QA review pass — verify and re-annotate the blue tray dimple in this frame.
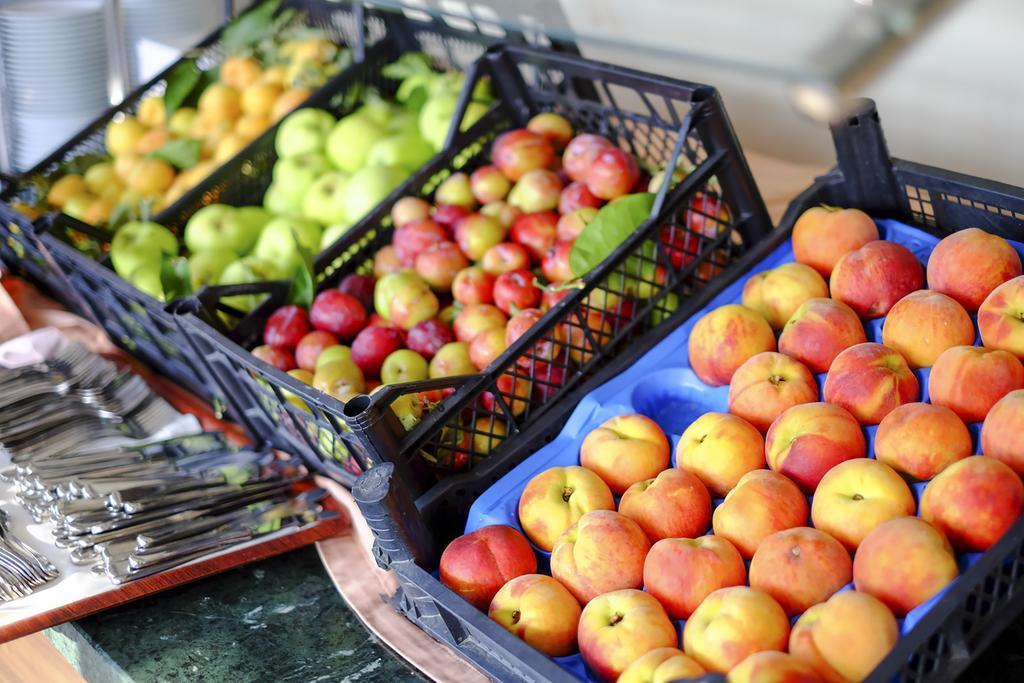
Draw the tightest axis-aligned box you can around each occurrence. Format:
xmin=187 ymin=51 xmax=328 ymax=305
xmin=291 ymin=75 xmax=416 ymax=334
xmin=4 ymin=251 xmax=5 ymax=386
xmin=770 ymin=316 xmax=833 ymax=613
xmin=465 ymin=220 xmax=1024 ymax=681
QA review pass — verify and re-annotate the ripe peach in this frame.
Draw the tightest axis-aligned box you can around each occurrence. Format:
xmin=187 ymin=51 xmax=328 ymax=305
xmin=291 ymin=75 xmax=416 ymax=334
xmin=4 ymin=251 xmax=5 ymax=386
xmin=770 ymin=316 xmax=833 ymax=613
xmin=765 ymin=402 xmax=866 ymax=494
xmin=643 ymin=535 xmax=746 ymax=619
xmin=981 ymin=389 xmax=1024 ymax=474
xmin=577 ymin=589 xmax=677 ymax=682
xmin=728 ymin=651 xmax=823 ymax=683
xmin=439 ymin=525 xmax=537 ymax=609
xmin=853 ymin=516 xmax=959 ymax=616
xmin=811 ymin=458 xmax=917 ymax=551
xmin=920 ymin=456 xmax=1024 ymax=552
xmin=728 ymin=352 xmax=819 ymax=433
xmin=791 ymin=206 xmax=878 ymax=276
xmin=517 ymin=465 xmax=615 ymax=551
xmin=874 ymin=402 xmax=971 ymax=480
xmin=488 ymin=574 xmax=581 ymax=657
xmin=712 ymin=470 xmax=808 ymax=559
xmin=617 ymin=648 xmax=705 ymax=683
xmin=830 ymin=240 xmax=924 ymax=318
xmin=688 ymin=304 xmax=776 ymax=387
xmin=676 ymin=412 xmax=766 ymax=497
xmin=881 ymin=290 xmax=975 ymax=368
xmin=789 ymin=590 xmax=898 ymax=683
xmin=550 ymin=510 xmax=650 ymax=604
xmin=579 ymin=414 xmax=671 ymax=495
xmin=619 ymin=468 xmax=712 ymax=542
xmin=748 ymin=527 xmax=853 ymax=616
xmin=779 ymin=297 xmax=866 ymax=373
xmin=927 ymin=228 xmax=1022 ymax=312
xmin=682 ymin=586 xmax=790 ymax=674
xmin=978 ymin=275 xmax=1024 ymax=358
xmin=929 ymin=345 xmax=1024 ymax=422
xmin=822 ymin=343 xmax=918 ymax=425
xmin=741 ymin=262 xmax=829 ymax=329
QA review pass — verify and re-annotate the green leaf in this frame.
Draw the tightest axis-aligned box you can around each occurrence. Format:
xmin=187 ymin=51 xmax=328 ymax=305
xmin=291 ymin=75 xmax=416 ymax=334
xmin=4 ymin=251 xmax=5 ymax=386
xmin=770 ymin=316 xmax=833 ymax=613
xmin=382 ymin=53 xmax=433 ymax=80
xmin=107 ymin=200 xmax=136 ymax=232
xmin=222 ymin=0 xmax=280 ymax=54
xmin=569 ymin=193 xmax=656 ymax=278
xmin=287 ymin=228 xmax=315 ymax=309
xmin=160 ymin=253 xmax=192 ymax=302
xmin=147 ymin=138 xmax=202 ymax=170
xmin=163 ymin=59 xmax=202 ymax=118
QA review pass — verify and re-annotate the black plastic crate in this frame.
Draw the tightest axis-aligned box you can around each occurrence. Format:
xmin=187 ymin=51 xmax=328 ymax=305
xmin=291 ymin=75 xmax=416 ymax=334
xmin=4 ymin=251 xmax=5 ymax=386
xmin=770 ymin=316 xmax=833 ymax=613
xmin=0 ymin=2 xmax=564 ymax=407
xmin=174 ymin=43 xmax=773 ymax=489
xmin=351 ymin=99 xmax=1024 ymax=683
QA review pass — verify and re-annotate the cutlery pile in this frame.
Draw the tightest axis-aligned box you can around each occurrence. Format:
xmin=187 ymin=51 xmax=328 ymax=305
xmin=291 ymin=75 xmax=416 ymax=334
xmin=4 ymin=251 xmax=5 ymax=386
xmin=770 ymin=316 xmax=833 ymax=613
xmin=0 ymin=343 xmax=332 ymax=597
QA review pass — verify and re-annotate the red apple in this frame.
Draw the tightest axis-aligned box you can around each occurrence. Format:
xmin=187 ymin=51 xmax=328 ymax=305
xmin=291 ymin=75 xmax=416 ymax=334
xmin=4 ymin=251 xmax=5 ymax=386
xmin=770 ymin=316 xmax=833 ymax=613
xmin=431 ymin=203 xmax=470 ymax=229
xmin=510 ymin=211 xmax=559 ymax=261
xmin=415 ymin=240 xmax=469 ymax=290
xmin=252 ymin=344 xmax=296 ymax=372
xmin=562 ymin=133 xmax=614 ymax=182
xmin=491 ymin=129 xmax=553 ymax=181
xmin=454 ymin=212 xmax=507 ymax=261
xmin=526 ymin=112 xmax=573 ymax=151
xmin=390 ymin=196 xmax=431 ymax=227
xmin=541 ymin=240 xmax=575 ymax=284
xmin=264 ymin=304 xmax=310 ymax=348
xmin=350 ymin=325 xmax=404 ymax=377
xmin=506 ymin=308 xmax=563 ymax=367
xmin=557 ymin=207 xmax=598 ymax=242
xmin=405 ymin=319 xmax=453 ymax=360
xmin=373 ymin=245 xmax=404 ymax=277
xmin=585 ymin=147 xmax=640 ymax=200
xmin=482 ymin=242 xmax=531 ymax=275
xmin=310 ymin=290 xmax=368 ymax=341
xmin=508 ymin=169 xmax=564 ymax=213
xmin=559 ymin=180 xmax=603 ymax=214
xmin=685 ymin=192 xmax=731 ymax=238
xmin=494 ymin=269 xmax=541 ymax=314
xmin=452 ymin=266 xmax=496 ymax=306
xmin=480 ymin=200 xmax=522 ymax=229
xmin=659 ymin=223 xmax=702 ymax=270
xmin=392 ymin=218 xmax=448 ymax=266
xmin=469 ymin=326 xmax=508 ymax=370
xmin=453 ymin=303 xmax=508 ymax=343
xmin=337 ymin=274 xmax=375 ymax=313
xmin=295 ymin=330 xmax=339 ymax=372
xmin=470 ymin=164 xmax=511 ymax=204
xmin=435 ymin=172 xmax=476 ymax=209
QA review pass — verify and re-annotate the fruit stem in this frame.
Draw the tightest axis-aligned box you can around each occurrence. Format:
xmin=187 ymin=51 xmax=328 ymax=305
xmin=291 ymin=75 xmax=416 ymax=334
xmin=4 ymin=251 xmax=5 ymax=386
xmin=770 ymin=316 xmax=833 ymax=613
xmin=609 ymin=613 xmax=624 ymax=626
xmin=562 ymin=486 xmax=574 ymax=502
xmin=511 ymin=610 xmax=521 ymax=625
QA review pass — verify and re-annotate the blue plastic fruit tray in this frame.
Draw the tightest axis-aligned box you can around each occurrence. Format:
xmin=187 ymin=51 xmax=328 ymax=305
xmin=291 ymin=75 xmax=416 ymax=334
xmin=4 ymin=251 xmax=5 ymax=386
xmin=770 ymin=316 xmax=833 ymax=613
xmin=464 ymin=218 xmax=1024 ymax=681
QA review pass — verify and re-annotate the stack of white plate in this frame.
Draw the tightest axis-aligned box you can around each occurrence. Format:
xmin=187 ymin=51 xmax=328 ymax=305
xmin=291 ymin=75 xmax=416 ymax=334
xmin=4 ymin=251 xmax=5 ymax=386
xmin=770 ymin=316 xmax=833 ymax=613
xmin=0 ymin=0 xmax=111 ymax=171
xmin=122 ymin=0 xmax=224 ymax=86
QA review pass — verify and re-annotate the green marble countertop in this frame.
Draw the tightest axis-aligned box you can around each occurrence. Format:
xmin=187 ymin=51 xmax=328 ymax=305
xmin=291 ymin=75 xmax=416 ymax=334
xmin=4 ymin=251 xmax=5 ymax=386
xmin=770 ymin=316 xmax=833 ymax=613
xmin=46 ymin=547 xmax=423 ymax=683
xmin=40 ymin=543 xmax=1024 ymax=683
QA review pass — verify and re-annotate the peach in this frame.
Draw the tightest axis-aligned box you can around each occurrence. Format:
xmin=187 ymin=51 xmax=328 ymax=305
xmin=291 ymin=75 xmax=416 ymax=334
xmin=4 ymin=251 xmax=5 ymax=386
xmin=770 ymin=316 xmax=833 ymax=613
xmin=822 ymin=343 xmax=918 ymax=425
xmin=676 ymin=412 xmax=766 ymax=497
xmin=811 ymin=459 xmax=917 ymax=551
xmin=643 ymin=535 xmax=746 ymax=619
xmin=579 ymin=414 xmax=671 ymax=495
xmin=979 ymin=275 xmax=1024 ymax=358
xmin=927 ymin=228 xmax=1022 ymax=312
xmin=728 ymin=651 xmax=823 ymax=683
xmin=688 ymin=304 xmax=776 ymax=387
xmin=789 ymin=590 xmax=898 ymax=683
xmin=852 ymin=516 xmax=959 ymax=616
xmin=728 ymin=352 xmax=819 ymax=433
xmin=920 ymin=456 xmax=1024 ymax=552
xmin=748 ymin=527 xmax=852 ymax=616
xmin=488 ymin=574 xmax=581 ymax=657
xmin=712 ymin=470 xmax=808 ymax=559
xmin=741 ymin=262 xmax=829 ymax=329
xmin=929 ymin=345 xmax=1024 ymax=422
xmin=550 ymin=510 xmax=650 ymax=604
xmin=619 ymin=468 xmax=711 ymax=542
xmin=874 ymin=402 xmax=971 ymax=480
xmin=830 ymin=240 xmax=924 ymax=318
xmin=517 ymin=465 xmax=615 ymax=551
xmin=439 ymin=525 xmax=537 ymax=610
xmin=577 ymin=589 xmax=677 ymax=682
xmin=617 ymin=648 xmax=705 ymax=683
xmin=982 ymin=389 xmax=1024 ymax=474
xmin=765 ymin=402 xmax=866 ymax=494
xmin=778 ymin=297 xmax=867 ymax=373
xmin=791 ymin=206 xmax=879 ymax=277
xmin=881 ymin=290 xmax=975 ymax=368
xmin=682 ymin=586 xmax=790 ymax=674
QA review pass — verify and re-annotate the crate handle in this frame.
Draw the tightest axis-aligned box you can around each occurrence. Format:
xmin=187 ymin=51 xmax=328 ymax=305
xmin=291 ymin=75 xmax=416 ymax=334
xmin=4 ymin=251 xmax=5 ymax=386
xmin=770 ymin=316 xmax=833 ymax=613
xmin=353 ymin=462 xmax=438 ymax=568
xmin=830 ymin=98 xmax=907 ymax=220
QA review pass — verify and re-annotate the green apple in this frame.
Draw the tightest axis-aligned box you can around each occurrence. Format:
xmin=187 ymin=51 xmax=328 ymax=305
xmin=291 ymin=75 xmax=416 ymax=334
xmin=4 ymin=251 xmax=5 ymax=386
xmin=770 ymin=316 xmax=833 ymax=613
xmin=366 ymin=132 xmax=435 ymax=173
xmin=184 ymin=204 xmax=261 ymax=256
xmin=264 ymin=181 xmax=304 ymax=217
xmin=236 ymin=206 xmax=273 ymax=244
xmin=128 ymin=262 xmax=165 ymax=301
xmin=385 ymin=109 xmax=418 ymax=135
xmin=302 ymin=171 xmax=349 ymax=225
xmin=312 ymin=358 xmax=365 ymax=402
xmin=315 ymin=344 xmax=352 ymax=370
xmin=354 ymin=100 xmax=397 ymax=127
xmin=272 ymin=152 xmax=331 ymax=200
xmin=381 ymin=349 xmax=428 ymax=384
xmin=343 ymin=165 xmax=407 ymax=224
xmin=110 ymin=220 xmax=177 ymax=279
xmin=275 ymin=108 xmax=336 ymax=159
xmin=326 ymin=113 xmax=387 ymax=173
xmin=188 ymin=248 xmax=237 ymax=290
xmin=319 ymin=223 xmax=351 ymax=251
xmin=218 ymin=256 xmax=284 ymax=313
xmin=419 ymin=92 xmax=489 ymax=151
xmin=253 ymin=216 xmax=322 ymax=274
xmin=374 ymin=271 xmax=438 ymax=328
